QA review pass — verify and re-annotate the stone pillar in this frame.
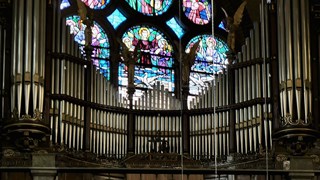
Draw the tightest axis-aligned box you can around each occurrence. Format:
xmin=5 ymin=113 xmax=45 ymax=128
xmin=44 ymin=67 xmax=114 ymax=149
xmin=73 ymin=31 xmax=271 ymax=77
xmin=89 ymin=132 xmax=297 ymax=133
xmin=288 ymin=157 xmax=315 ymax=180
xmin=31 ymin=154 xmax=57 ymax=180
xmin=273 ymin=0 xmax=319 ymax=155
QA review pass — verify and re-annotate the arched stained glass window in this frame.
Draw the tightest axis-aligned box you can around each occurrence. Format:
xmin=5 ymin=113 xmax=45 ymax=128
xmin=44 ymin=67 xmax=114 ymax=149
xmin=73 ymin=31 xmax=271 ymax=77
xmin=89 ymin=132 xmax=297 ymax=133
xmin=125 ymin=0 xmax=173 ymax=16
xmin=183 ymin=0 xmax=211 ymax=25
xmin=66 ymin=15 xmax=111 ymax=79
xmin=119 ymin=25 xmax=175 ymax=99
xmin=81 ymin=0 xmax=109 ymax=9
xmin=186 ymin=34 xmax=229 ymax=95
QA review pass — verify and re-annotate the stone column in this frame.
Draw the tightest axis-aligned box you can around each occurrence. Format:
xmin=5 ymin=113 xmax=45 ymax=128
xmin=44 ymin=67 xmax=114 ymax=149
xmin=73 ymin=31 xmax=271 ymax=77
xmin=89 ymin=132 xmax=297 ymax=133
xmin=31 ymin=154 xmax=57 ymax=180
xmin=288 ymin=156 xmax=315 ymax=180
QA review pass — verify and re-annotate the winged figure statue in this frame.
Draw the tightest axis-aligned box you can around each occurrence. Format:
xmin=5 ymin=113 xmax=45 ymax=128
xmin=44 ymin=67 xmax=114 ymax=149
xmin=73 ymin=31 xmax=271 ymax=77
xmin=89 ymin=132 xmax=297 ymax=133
xmin=118 ymin=38 xmax=137 ymax=88
xmin=76 ymin=0 xmax=93 ymax=47
xmin=181 ymin=40 xmax=201 ymax=87
xmin=224 ymin=0 xmax=247 ymax=52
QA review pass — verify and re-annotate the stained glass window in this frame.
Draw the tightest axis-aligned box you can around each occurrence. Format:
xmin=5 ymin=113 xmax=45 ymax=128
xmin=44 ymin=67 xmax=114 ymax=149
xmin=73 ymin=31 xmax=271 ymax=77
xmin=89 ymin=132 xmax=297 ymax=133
xmin=119 ymin=25 xmax=175 ymax=99
xmin=60 ymin=0 xmax=70 ymax=9
xmin=66 ymin=15 xmax=110 ymax=79
xmin=182 ymin=0 xmax=211 ymax=25
xmin=166 ymin=17 xmax=185 ymax=39
xmin=107 ymin=9 xmax=127 ymax=29
xmin=81 ymin=0 xmax=109 ymax=9
xmin=186 ymin=34 xmax=229 ymax=95
xmin=125 ymin=0 xmax=173 ymax=16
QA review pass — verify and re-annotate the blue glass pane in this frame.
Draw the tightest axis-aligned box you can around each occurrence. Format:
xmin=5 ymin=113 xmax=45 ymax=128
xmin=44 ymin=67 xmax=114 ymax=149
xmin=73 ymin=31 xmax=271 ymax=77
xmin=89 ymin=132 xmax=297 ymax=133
xmin=219 ymin=20 xmax=228 ymax=32
xmin=125 ymin=0 xmax=173 ymax=16
xmin=166 ymin=17 xmax=185 ymax=39
xmin=98 ymin=60 xmax=110 ymax=80
xmin=107 ymin=9 xmax=127 ymax=29
xmin=60 ymin=0 xmax=70 ymax=9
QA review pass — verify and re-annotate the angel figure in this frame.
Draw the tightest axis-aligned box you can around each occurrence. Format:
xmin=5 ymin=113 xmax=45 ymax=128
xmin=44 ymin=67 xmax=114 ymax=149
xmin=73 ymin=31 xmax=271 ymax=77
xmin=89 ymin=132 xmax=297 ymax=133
xmin=224 ymin=1 xmax=247 ymax=52
xmin=118 ymin=38 xmax=137 ymax=88
xmin=180 ymin=40 xmax=201 ymax=87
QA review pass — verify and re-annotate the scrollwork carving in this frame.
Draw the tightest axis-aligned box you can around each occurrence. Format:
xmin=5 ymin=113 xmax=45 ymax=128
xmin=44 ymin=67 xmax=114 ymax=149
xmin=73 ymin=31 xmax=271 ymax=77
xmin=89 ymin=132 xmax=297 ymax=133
xmin=281 ymin=114 xmax=311 ymax=127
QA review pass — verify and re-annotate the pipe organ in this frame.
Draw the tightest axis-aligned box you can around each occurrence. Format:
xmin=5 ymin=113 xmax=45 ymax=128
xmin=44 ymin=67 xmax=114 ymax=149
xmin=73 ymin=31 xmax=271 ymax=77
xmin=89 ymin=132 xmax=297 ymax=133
xmin=0 ymin=21 xmax=7 ymax=120
xmin=2 ymin=1 xmax=320 ymax=178
xmin=133 ymin=82 xmax=181 ymax=110
xmin=277 ymin=0 xmax=311 ymax=125
xmin=49 ymin=3 xmax=128 ymax=157
xmin=187 ymin=1 xmax=272 ymax=159
xmin=45 ymin=0 xmax=275 ymax=160
xmin=10 ymin=0 xmax=46 ymax=118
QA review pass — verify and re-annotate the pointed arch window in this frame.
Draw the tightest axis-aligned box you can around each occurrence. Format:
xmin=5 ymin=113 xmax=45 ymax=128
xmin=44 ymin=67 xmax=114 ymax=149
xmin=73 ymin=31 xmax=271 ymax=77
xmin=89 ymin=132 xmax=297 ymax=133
xmin=119 ymin=25 xmax=175 ymax=99
xmin=186 ymin=34 xmax=229 ymax=95
xmin=66 ymin=15 xmax=111 ymax=79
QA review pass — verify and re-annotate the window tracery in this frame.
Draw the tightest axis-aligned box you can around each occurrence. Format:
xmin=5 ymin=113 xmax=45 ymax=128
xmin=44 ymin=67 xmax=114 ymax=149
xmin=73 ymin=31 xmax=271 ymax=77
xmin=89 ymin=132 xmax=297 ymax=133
xmin=125 ymin=0 xmax=173 ymax=16
xmin=61 ymin=0 xmax=230 ymax=100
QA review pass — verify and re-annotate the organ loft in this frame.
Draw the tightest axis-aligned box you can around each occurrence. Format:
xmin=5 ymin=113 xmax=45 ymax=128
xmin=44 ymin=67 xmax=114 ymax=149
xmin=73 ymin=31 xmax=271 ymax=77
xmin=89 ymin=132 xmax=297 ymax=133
xmin=0 ymin=0 xmax=320 ymax=179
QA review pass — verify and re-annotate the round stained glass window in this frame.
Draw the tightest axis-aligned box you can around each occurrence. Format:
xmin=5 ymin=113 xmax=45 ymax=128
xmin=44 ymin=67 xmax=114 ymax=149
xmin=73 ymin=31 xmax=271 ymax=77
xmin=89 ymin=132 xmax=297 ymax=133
xmin=81 ymin=0 xmax=109 ymax=9
xmin=125 ymin=0 xmax=173 ymax=16
xmin=183 ymin=0 xmax=212 ymax=25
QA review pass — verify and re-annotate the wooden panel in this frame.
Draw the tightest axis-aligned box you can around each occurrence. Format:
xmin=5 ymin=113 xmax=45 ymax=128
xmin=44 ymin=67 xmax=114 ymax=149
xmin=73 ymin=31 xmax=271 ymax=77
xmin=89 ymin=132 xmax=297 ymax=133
xmin=157 ymin=174 xmax=173 ymax=180
xmin=126 ymin=174 xmax=140 ymax=180
xmin=1 ymin=172 xmax=32 ymax=180
xmin=172 ymin=174 xmax=187 ymax=180
xmin=189 ymin=174 xmax=203 ymax=180
xmin=141 ymin=174 xmax=156 ymax=180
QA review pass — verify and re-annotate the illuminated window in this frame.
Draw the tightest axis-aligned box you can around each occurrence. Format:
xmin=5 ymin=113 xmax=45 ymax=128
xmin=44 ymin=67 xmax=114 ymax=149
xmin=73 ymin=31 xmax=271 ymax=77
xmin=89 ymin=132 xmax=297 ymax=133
xmin=166 ymin=17 xmax=185 ymax=39
xmin=60 ymin=0 xmax=70 ymax=9
xmin=119 ymin=25 xmax=175 ymax=99
xmin=66 ymin=15 xmax=111 ymax=79
xmin=186 ymin=35 xmax=229 ymax=95
xmin=107 ymin=9 xmax=127 ymax=29
xmin=81 ymin=0 xmax=109 ymax=9
xmin=125 ymin=0 xmax=173 ymax=16
xmin=183 ymin=0 xmax=212 ymax=25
